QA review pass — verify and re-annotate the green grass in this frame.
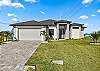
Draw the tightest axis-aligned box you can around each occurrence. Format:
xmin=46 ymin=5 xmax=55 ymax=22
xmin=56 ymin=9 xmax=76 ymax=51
xmin=26 ymin=39 xmax=100 ymax=71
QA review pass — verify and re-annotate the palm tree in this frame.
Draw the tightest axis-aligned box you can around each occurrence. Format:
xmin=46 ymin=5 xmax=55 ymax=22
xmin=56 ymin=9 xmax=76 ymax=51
xmin=91 ymin=31 xmax=100 ymax=43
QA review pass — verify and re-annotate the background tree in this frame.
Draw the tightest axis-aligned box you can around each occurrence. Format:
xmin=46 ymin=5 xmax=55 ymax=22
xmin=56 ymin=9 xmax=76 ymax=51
xmin=97 ymin=31 xmax=100 ymax=36
xmin=91 ymin=31 xmax=100 ymax=43
xmin=0 ymin=32 xmax=3 ymax=44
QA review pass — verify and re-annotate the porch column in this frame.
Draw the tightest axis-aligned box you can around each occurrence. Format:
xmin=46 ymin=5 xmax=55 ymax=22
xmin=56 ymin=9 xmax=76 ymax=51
xmin=79 ymin=26 xmax=82 ymax=38
xmin=65 ymin=24 xmax=70 ymax=39
xmin=14 ymin=27 xmax=19 ymax=40
xmin=41 ymin=26 xmax=46 ymax=41
xmin=56 ymin=24 xmax=59 ymax=40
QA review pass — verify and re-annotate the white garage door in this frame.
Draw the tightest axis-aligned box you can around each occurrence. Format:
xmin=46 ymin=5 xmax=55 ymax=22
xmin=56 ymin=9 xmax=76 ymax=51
xmin=19 ymin=29 xmax=41 ymax=40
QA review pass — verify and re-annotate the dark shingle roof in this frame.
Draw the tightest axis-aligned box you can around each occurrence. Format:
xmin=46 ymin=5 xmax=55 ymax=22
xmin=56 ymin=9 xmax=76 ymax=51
xmin=56 ymin=20 xmax=72 ymax=23
xmin=10 ymin=19 xmax=83 ymax=26
xmin=9 ymin=20 xmax=39 ymax=26
xmin=39 ymin=19 xmax=56 ymax=26
xmin=10 ymin=19 xmax=57 ymax=26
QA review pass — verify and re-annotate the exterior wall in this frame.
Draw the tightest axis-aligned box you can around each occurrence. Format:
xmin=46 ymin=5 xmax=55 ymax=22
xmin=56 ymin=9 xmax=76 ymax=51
xmin=13 ymin=28 xmax=18 ymax=40
xmin=16 ymin=26 xmax=42 ymax=29
xmin=65 ymin=24 xmax=70 ymax=39
xmin=70 ymin=26 xmax=82 ymax=39
xmin=80 ymin=31 xmax=84 ymax=38
xmin=41 ymin=26 xmax=48 ymax=41
xmin=13 ymin=25 xmax=85 ymax=40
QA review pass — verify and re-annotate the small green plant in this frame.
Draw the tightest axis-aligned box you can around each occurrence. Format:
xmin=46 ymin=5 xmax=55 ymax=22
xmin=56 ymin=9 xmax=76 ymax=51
xmin=40 ymin=31 xmax=49 ymax=41
xmin=25 ymin=67 xmax=34 ymax=71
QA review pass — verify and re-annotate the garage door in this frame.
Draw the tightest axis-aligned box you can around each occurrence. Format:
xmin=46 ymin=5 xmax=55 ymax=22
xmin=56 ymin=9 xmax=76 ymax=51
xmin=19 ymin=29 xmax=41 ymax=40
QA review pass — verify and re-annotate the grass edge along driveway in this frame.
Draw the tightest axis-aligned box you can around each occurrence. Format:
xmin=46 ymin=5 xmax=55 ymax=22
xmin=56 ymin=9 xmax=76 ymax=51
xmin=26 ymin=39 xmax=100 ymax=71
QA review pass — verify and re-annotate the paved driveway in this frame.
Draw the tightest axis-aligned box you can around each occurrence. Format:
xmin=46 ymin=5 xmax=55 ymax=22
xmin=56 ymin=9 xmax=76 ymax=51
xmin=0 ymin=41 xmax=41 ymax=71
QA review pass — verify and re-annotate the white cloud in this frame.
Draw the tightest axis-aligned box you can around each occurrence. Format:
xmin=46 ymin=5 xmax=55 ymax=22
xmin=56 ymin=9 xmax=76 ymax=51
xmin=0 ymin=0 xmax=10 ymax=6
xmin=91 ymin=14 xmax=96 ymax=16
xmin=79 ymin=15 xmax=88 ymax=19
xmin=25 ymin=0 xmax=37 ymax=3
xmin=11 ymin=18 xmax=18 ymax=22
xmin=96 ymin=9 xmax=100 ymax=13
xmin=82 ymin=0 xmax=93 ymax=5
xmin=0 ymin=0 xmax=24 ymax=8
xmin=40 ymin=11 xmax=45 ymax=15
xmin=7 ymin=13 xmax=16 ymax=17
xmin=0 ymin=23 xmax=9 ymax=31
xmin=11 ymin=3 xmax=24 ymax=8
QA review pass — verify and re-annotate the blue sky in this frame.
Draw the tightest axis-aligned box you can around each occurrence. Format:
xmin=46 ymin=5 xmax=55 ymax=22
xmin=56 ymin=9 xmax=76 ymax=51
xmin=0 ymin=0 xmax=100 ymax=33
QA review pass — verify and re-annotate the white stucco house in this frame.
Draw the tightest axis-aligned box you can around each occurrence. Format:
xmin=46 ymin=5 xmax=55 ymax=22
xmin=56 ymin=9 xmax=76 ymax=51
xmin=10 ymin=19 xmax=87 ymax=41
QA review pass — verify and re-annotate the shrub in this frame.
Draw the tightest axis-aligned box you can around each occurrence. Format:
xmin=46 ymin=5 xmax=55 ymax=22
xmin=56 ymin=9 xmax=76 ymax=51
xmin=91 ymin=31 xmax=100 ymax=43
xmin=40 ymin=31 xmax=49 ymax=41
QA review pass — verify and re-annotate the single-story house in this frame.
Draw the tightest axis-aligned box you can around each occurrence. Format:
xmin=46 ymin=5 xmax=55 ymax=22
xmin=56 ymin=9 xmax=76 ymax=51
xmin=10 ymin=19 xmax=87 ymax=41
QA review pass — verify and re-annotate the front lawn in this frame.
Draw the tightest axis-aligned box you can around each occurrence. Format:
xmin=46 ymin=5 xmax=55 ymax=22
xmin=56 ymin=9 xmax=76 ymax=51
xmin=26 ymin=39 xmax=100 ymax=71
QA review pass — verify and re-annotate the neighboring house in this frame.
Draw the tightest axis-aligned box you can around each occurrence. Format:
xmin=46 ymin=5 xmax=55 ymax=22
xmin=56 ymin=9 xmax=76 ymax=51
xmin=10 ymin=19 xmax=87 ymax=41
xmin=84 ymin=33 xmax=91 ymax=37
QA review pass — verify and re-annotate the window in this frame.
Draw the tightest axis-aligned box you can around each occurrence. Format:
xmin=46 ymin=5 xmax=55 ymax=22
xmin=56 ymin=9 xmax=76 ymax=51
xmin=49 ymin=29 xmax=54 ymax=35
xmin=73 ymin=27 xmax=79 ymax=29
xmin=59 ymin=24 xmax=67 ymax=29
xmin=81 ymin=28 xmax=84 ymax=31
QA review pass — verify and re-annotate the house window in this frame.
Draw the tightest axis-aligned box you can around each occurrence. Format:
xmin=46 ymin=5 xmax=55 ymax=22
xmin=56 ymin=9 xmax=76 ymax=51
xmin=73 ymin=27 xmax=79 ymax=29
xmin=59 ymin=24 xmax=67 ymax=29
xmin=81 ymin=28 xmax=84 ymax=31
xmin=49 ymin=29 xmax=54 ymax=35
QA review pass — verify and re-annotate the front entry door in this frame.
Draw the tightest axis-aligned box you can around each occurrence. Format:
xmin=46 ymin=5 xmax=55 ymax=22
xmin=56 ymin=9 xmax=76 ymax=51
xmin=59 ymin=29 xmax=65 ymax=39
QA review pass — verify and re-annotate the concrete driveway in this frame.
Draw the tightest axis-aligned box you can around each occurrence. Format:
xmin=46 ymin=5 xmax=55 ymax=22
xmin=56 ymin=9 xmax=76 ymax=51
xmin=0 ymin=41 xmax=41 ymax=71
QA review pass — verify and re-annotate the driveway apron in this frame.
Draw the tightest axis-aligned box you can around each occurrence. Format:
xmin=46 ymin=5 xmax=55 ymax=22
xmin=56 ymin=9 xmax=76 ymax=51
xmin=0 ymin=41 xmax=41 ymax=71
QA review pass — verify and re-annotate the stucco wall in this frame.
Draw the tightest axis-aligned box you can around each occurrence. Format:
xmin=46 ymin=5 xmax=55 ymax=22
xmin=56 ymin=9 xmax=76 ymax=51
xmin=13 ymin=28 xmax=18 ymax=40
xmin=80 ymin=31 xmax=84 ymax=38
xmin=65 ymin=24 xmax=70 ymax=39
xmin=41 ymin=26 xmax=48 ymax=41
xmin=70 ymin=26 xmax=82 ymax=39
xmin=15 ymin=26 xmax=42 ymax=29
xmin=13 ymin=25 xmax=84 ymax=40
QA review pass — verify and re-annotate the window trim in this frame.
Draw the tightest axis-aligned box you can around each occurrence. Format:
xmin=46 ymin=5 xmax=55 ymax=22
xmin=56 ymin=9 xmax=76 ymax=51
xmin=73 ymin=27 xmax=79 ymax=29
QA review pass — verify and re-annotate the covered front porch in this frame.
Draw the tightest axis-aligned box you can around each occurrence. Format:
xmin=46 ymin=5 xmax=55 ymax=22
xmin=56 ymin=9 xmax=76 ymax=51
xmin=48 ymin=23 xmax=70 ymax=40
